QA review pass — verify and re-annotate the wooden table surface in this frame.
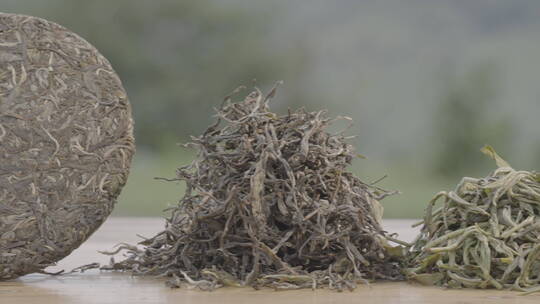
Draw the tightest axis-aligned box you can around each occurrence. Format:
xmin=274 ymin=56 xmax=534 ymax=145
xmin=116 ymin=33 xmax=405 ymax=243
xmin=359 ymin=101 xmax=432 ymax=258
xmin=1 ymin=218 xmax=538 ymax=304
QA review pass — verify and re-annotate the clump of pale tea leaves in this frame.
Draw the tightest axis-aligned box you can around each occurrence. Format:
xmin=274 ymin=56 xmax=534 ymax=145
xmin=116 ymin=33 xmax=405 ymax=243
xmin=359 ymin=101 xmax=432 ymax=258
xmin=407 ymin=146 xmax=540 ymax=294
xmin=103 ymin=86 xmax=402 ymax=290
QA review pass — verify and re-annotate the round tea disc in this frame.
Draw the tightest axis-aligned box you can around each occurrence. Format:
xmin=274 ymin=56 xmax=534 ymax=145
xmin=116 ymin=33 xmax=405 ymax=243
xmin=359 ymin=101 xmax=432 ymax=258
xmin=0 ymin=13 xmax=134 ymax=279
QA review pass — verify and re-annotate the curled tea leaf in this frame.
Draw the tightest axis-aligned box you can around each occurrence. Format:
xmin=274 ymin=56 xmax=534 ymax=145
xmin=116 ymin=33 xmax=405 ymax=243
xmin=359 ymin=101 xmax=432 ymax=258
xmin=480 ymin=145 xmax=511 ymax=168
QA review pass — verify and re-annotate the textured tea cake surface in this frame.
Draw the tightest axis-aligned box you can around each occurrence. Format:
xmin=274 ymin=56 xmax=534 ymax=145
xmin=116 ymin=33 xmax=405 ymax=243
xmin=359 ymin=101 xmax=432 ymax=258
xmin=0 ymin=13 xmax=134 ymax=279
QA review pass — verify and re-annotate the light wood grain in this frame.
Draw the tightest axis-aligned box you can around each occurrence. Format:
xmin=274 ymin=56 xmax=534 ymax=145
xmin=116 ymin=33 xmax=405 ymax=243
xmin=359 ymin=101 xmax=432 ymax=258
xmin=1 ymin=218 xmax=537 ymax=304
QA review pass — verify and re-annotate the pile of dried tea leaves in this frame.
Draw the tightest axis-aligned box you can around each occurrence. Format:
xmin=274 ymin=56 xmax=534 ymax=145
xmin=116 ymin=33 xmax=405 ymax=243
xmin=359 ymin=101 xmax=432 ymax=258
xmin=0 ymin=13 xmax=134 ymax=279
xmin=407 ymin=146 xmax=540 ymax=294
xmin=104 ymin=86 xmax=402 ymax=290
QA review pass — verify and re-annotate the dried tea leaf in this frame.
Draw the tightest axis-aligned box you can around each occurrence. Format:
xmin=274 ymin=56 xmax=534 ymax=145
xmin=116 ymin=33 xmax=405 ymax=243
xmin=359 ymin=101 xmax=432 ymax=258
xmin=480 ymin=145 xmax=511 ymax=168
xmin=409 ymin=273 xmax=444 ymax=286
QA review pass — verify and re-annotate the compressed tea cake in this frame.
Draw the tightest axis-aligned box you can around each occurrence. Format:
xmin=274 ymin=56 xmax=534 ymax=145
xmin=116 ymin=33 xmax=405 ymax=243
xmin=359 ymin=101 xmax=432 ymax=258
xmin=0 ymin=13 xmax=134 ymax=279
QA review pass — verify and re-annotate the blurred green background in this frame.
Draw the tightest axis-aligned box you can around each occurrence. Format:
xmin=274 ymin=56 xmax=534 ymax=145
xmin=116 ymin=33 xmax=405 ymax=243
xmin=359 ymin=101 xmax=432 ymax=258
xmin=4 ymin=0 xmax=540 ymax=218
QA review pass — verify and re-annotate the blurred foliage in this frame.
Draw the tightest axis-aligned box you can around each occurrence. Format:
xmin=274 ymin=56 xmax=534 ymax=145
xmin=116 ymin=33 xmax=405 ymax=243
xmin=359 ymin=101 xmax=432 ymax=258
xmin=3 ymin=0 xmax=309 ymax=150
xmin=431 ymin=64 xmax=513 ymax=178
xmin=4 ymin=1 xmax=540 ymax=217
